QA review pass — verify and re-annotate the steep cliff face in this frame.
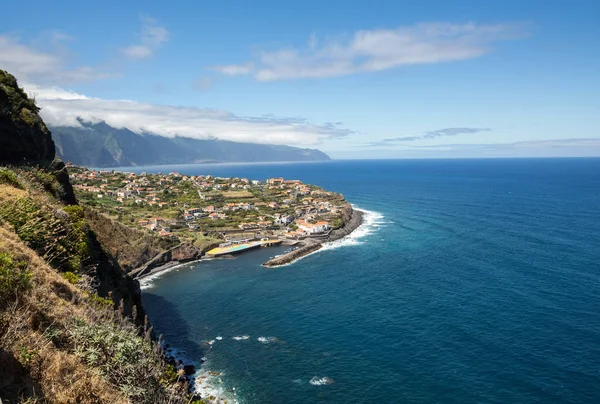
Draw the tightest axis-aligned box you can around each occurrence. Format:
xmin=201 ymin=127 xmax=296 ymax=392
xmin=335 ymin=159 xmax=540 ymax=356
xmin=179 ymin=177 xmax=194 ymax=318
xmin=0 ymin=70 xmax=55 ymax=167
xmin=0 ymin=71 xmax=192 ymax=402
xmin=0 ymin=70 xmax=76 ymax=204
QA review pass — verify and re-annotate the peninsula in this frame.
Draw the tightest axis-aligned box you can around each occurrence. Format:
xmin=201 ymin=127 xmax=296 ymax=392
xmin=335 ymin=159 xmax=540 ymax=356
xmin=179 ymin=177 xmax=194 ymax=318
xmin=69 ymin=166 xmax=363 ymax=272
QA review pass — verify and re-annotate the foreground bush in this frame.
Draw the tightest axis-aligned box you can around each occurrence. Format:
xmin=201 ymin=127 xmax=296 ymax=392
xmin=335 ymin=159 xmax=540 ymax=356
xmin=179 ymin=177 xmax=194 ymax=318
xmin=0 ymin=251 xmax=30 ymax=307
xmin=70 ymin=318 xmax=171 ymax=402
xmin=0 ymin=168 xmax=24 ymax=189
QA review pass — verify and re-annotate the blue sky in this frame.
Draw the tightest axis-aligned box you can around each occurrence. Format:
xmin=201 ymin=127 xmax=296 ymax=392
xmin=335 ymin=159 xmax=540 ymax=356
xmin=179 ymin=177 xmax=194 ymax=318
xmin=1 ymin=0 xmax=599 ymax=158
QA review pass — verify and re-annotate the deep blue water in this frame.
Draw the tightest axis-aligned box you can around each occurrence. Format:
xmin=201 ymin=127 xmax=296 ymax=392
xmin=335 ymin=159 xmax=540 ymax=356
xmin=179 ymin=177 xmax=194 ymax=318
xmin=138 ymin=159 xmax=600 ymax=404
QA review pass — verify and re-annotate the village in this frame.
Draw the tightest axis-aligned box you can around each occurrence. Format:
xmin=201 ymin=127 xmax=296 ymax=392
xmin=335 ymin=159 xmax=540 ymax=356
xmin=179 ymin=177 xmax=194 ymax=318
xmin=68 ymin=165 xmax=350 ymax=252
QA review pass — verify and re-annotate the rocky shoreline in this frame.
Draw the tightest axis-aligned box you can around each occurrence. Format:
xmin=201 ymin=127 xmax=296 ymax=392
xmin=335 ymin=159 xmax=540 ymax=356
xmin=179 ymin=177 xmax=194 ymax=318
xmin=262 ymin=207 xmax=364 ymax=267
xmin=136 ymin=206 xmax=365 ymax=279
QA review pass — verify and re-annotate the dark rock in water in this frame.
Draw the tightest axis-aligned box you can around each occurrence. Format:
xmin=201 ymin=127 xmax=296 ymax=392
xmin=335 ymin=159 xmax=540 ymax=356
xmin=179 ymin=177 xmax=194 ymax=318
xmin=183 ymin=364 xmax=196 ymax=375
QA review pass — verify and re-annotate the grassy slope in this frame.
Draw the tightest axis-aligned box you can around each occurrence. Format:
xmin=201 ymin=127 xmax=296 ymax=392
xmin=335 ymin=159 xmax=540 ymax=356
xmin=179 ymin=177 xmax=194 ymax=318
xmin=0 ymin=171 xmax=193 ymax=403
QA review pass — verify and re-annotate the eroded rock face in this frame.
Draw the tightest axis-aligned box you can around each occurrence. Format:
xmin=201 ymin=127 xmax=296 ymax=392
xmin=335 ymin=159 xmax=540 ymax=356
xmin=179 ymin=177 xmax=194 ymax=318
xmin=0 ymin=70 xmax=77 ymax=205
xmin=0 ymin=70 xmax=55 ymax=167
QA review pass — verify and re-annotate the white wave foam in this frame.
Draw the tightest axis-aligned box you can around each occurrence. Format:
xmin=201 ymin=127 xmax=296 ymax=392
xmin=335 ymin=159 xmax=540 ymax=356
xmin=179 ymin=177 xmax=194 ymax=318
xmin=215 ymin=336 xmax=223 ymax=341
xmin=138 ymin=261 xmax=196 ymax=290
xmin=232 ymin=335 xmax=250 ymax=341
xmin=257 ymin=336 xmax=278 ymax=344
xmin=309 ymin=376 xmax=335 ymax=386
xmin=270 ymin=206 xmax=385 ymax=267
xmin=194 ymin=366 xmax=239 ymax=404
xmin=320 ymin=206 xmax=385 ymax=252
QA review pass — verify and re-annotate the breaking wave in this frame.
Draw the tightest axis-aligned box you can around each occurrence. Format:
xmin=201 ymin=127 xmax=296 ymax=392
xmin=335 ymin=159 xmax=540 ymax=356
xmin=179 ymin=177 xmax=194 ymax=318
xmin=309 ymin=376 xmax=335 ymax=386
xmin=321 ymin=206 xmax=385 ymax=251
xmin=257 ymin=336 xmax=279 ymax=344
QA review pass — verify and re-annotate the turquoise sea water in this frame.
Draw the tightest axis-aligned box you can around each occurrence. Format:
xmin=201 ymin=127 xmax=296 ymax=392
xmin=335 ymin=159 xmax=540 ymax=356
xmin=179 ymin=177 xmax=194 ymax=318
xmin=137 ymin=159 xmax=600 ymax=403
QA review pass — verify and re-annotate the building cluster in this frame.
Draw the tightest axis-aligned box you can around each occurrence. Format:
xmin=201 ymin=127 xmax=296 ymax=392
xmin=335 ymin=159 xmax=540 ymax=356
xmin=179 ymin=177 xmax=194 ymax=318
xmin=70 ymin=167 xmax=347 ymax=241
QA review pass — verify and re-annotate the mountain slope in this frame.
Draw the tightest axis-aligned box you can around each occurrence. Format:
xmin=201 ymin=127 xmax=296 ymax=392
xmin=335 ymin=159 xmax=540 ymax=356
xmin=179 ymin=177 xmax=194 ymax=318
xmin=0 ymin=69 xmax=193 ymax=403
xmin=51 ymin=121 xmax=331 ymax=167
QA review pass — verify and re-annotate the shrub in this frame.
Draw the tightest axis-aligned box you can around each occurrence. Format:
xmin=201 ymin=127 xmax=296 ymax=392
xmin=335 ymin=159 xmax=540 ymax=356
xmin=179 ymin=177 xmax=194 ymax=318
xmin=70 ymin=319 xmax=167 ymax=402
xmin=0 ymin=252 xmax=31 ymax=307
xmin=0 ymin=168 xmax=24 ymax=189
xmin=62 ymin=271 xmax=81 ymax=284
xmin=89 ymin=294 xmax=114 ymax=310
xmin=33 ymin=170 xmax=62 ymax=198
xmin=0 ymin=197 xmax=92 ymax=273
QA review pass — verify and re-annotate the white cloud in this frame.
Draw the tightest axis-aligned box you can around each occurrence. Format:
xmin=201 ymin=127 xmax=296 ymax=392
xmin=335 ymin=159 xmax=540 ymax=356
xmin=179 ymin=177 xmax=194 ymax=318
xmin=0 ymin=35 xmax=111 ymax=84
xmin=192 ymin=76 xmax=214 ymax=92
xmin=213 ymin=62 xmax=254 ymax=76
xmin=212 ymin=22 xmax=525 ymax=81
xmin=26 ymin=84 xmax=354 ymax=146
xmin=121 ymin=45 xmax=154 ymax=59
xmin=121 ymin=16 xmax=169 ymax=59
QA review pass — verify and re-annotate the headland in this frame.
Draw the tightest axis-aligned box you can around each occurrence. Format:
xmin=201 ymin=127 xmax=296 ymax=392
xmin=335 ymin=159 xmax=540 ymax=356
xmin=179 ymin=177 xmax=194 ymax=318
xmin=68 ymin=166 xmax=364 ymax=276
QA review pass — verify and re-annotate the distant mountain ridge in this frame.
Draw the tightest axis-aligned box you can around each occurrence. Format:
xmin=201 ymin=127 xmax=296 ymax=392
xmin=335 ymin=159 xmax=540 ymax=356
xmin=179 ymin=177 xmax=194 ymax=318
xmin=50 ymin=121 xmax=331 ymax=167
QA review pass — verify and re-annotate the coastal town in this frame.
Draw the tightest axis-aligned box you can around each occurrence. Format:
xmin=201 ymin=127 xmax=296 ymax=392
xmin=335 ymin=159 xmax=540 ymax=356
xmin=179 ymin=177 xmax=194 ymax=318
xmin=69 ymin=165 xmax=358 ymax=259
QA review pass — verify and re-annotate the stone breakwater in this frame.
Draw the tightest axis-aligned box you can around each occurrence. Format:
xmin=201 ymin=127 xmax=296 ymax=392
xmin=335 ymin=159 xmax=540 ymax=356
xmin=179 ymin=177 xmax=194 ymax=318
xmin=262 ymin=207 xmax=364 ymax=267
xmin=263 ymin=241 xmax=323 ymax=267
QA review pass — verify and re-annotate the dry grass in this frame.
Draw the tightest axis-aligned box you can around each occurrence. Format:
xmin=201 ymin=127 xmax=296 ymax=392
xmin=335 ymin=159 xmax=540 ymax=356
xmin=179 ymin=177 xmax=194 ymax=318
xmin=83 ymin=207 xmax=173 ymax=272
xmin=0 ymin=225 xmax=127 ymax=403
xmin=0 ymin=174 xmax=189 ymax=403
xmin=0 ymin=183 xmax=28 ymax=201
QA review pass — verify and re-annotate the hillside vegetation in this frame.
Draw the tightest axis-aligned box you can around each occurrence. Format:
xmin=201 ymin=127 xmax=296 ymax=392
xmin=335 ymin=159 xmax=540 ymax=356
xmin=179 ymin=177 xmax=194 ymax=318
xmin=0 ymin=70 xmax=202 ymax=403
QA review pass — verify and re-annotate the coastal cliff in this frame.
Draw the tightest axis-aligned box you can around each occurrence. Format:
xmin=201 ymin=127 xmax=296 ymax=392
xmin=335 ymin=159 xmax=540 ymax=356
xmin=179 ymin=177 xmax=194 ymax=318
xmin=329 ymin=205 xmax=364 ymax=242
xmin=0 ymin=71 xmax=55 ymax=167
xmin=0 ymin=70 xmax=195 ymax=403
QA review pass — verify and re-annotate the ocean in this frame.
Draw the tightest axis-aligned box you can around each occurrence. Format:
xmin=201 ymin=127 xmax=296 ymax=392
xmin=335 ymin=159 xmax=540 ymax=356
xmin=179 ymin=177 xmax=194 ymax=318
xmin=135 ymin=159 xmax=600 ymax=404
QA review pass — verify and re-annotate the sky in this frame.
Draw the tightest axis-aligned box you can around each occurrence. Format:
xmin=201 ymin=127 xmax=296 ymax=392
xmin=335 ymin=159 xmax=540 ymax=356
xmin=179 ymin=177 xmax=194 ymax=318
xmin=1 ymin=0 xmax=599 ymax=159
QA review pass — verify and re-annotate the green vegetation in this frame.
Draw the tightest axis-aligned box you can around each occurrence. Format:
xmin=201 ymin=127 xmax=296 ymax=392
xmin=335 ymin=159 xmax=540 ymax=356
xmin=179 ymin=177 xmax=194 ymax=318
xmin=0 ymin=251 xmax=31 ymax=306
xmin=89 ymin=293 xmax=114 ymax=310
xmin=70 ymin=318 xmax=167 ymax=402
xmin=0 ymin=70 xmax=40 ymax=118
xmin=62 ymin=271 xmax=81 ymax=284
xmin=0 ymin=167 xmax=24 ymax=189
xmin=0 ymin=195 xmax=91 ymax=273
xmin=1 ymin=69 xmax=197 ymax=403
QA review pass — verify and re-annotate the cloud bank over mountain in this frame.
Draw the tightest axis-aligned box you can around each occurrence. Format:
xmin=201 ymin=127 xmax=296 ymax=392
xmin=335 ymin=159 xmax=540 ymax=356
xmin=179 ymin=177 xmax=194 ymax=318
xmin=26 ymin=84 xmax=355 ymax=147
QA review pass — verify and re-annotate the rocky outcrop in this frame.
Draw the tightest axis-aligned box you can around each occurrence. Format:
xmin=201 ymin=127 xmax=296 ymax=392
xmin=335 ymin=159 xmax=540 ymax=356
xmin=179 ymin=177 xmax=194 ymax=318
xmin=328 ymin=207 xmax=364 ymax=242
xmin=131 ymin=242 xmax=216 ymax=278
xmin=0 ymin=70 xmax=55 ymax=168
xmin=0 ymin=70 xmax=77 ymax=205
